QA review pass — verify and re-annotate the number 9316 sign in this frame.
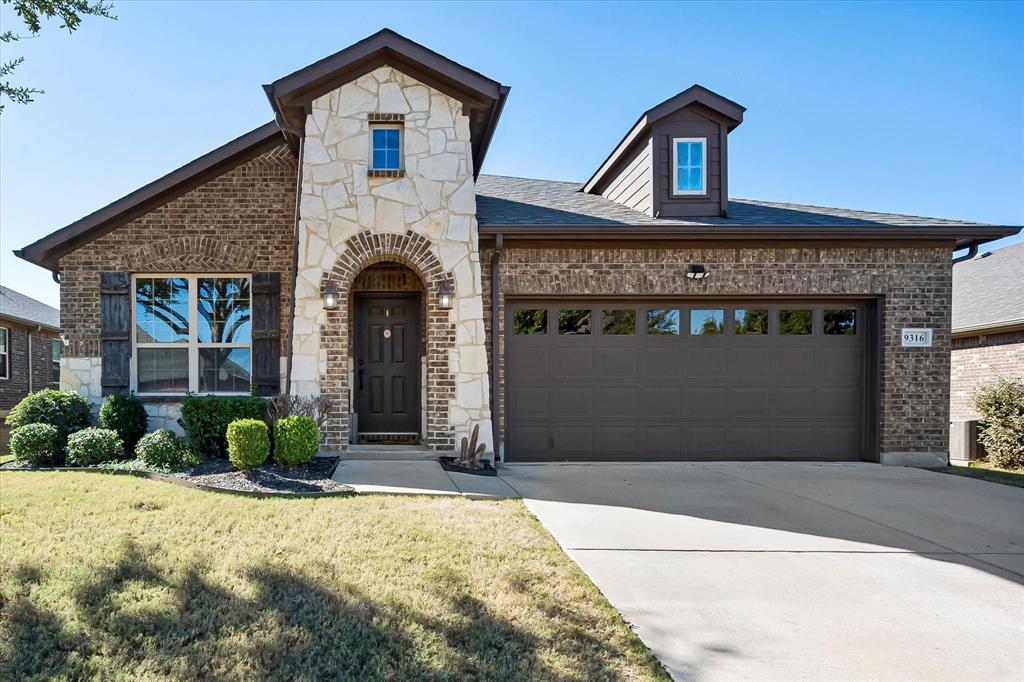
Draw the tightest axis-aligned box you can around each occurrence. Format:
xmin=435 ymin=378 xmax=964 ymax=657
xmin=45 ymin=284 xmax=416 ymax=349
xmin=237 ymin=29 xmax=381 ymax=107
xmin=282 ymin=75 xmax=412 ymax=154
xmin=901 ymin=328 xmax=933 ymax=347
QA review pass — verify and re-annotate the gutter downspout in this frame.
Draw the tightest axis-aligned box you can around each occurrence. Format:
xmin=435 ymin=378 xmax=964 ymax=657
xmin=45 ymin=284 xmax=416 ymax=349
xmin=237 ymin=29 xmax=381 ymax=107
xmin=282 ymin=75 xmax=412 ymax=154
xmin=490 ymin=233 xmax=503 ymax=461
xmin=276 ymin=111 xmax=305 ymax=395
xmin=952 ymin=244 xmax=978 ymax=265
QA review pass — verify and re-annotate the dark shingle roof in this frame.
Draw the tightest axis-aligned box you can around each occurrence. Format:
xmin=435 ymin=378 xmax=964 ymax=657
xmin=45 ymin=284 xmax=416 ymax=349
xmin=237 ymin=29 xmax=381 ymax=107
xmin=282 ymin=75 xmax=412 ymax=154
xmin=952 ymin=243 xmax=1024 ymax=333
xmin=0 ymin=286 xmax=60 ymax=329
xmin=476 ymin=175 xmax=986 ymax=228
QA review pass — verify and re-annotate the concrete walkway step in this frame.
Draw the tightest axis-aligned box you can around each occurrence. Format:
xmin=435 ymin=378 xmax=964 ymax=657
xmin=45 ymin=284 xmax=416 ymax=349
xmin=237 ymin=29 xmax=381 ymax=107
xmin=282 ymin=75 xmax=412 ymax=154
xmin=330 ymin=460 xmax=519 ymax=499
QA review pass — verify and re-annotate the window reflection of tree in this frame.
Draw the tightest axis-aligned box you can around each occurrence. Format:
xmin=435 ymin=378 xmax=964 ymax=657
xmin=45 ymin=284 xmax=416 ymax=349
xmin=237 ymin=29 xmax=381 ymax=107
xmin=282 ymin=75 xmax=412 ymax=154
xmin=647 ymin=309 xmax=679 ymax=335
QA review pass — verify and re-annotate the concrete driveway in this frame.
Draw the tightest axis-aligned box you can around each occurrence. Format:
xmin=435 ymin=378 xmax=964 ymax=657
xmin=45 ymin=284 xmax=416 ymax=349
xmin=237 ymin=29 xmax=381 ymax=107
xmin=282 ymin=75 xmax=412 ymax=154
xmin=499 ymin=463 xmax=1024 ymax=681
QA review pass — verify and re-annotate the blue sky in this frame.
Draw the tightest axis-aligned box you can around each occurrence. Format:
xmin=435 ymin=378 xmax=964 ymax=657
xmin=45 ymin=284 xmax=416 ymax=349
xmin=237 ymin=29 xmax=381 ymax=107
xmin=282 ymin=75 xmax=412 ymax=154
xmin=1 ymin=0 xmax=1021 ymax=308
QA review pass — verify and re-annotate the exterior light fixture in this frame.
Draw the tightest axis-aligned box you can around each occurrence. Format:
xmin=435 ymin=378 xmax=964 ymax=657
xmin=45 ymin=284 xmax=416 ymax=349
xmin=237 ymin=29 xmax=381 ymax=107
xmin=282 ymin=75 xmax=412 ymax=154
xmin=686 ymin=264 xmax=710 ymax=280
xmin=438 ymin=281 xmax=455 ymax=310
xmin=322 ymin=283 xmax=339 ymax=310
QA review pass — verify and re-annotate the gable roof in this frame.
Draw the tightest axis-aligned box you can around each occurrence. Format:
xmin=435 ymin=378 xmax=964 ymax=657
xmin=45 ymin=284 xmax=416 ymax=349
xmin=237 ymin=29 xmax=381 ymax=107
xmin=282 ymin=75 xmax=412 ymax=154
xmin=0 ymin=286 xmax=60 ymax=330
xmin=264 ymin=28 xmax=509 ymax=178
xmin=952 ymin=242 xmax=1024 ymax=334
xmin=582 ymin=85 xmax=745 ymax=194
xmin=476 ymin=175 xmax=1019 ymax=247
xmin=15 ymin=122 xmax=284 ymax=272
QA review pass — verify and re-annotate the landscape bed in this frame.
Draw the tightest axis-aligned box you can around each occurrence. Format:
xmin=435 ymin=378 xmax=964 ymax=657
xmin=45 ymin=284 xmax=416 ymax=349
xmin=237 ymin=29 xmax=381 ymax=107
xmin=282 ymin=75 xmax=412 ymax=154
xmin=0 ymin=471 xmax=667 ymax=681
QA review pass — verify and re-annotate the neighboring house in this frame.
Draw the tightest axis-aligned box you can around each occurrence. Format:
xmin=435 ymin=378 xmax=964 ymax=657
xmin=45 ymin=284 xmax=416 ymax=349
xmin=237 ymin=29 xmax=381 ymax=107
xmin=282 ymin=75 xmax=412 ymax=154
xmin=0 ymin=286 xmax=61 ymax=449
xmin=950 ymin=243 xmax=1024 ymax=420
xmin=14 ymin=30 xmax=1020 ymax=466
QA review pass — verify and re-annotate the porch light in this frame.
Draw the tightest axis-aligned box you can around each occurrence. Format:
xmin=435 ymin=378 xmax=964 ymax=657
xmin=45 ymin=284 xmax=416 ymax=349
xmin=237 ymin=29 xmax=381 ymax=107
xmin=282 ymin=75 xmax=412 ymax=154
xmin=438 ymin=281 xmax=454 ymax=310
xmin=322 ymin=283 xmax=339 ymax=310
xmin=686 ymin=264 xmax=710 ymax=280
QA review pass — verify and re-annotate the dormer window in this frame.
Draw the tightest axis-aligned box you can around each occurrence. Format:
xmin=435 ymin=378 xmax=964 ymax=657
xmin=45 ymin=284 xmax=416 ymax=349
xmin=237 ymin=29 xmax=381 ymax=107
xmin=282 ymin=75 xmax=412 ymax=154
xmin=371 ymin=126 xmax=402 ymax=171
xmin=672 ymin=137 xmax=706 ymax=195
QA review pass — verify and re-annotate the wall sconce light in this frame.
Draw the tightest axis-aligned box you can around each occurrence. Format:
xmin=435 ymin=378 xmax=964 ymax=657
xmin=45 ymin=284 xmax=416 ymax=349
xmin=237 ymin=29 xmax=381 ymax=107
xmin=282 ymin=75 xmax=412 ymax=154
xmin=686 ymin=264 xmax=710 ymax=280
xmin=438 ymin=281 xmax=454 ymax=310
xmin=322 ymin=283 xmax=339 ymax=310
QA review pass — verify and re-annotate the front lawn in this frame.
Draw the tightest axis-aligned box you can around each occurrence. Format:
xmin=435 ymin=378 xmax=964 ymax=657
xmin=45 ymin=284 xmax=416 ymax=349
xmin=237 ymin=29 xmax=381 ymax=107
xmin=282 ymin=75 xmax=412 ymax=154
xmin=936 ymin=461 xmax=1024 ymax=488
xmin=0 ymin=472 xmax=666 ymax=681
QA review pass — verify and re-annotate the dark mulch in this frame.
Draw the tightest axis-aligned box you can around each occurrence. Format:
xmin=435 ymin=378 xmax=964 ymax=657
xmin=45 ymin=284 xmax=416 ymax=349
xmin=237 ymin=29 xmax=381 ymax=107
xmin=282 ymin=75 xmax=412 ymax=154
xmin=1 ymin=456 xmax=350 ymax=495
xmin=171 ymin=457 xmax=347 ymax=494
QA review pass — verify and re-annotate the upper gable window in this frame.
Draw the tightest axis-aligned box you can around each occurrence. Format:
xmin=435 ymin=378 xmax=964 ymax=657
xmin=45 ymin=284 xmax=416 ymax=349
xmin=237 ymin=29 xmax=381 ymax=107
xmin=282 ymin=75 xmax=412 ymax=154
xmin=672 ymin=137 xmax=706 ymax=195
xmin=370 ymin=126 xmax=402 ymax=171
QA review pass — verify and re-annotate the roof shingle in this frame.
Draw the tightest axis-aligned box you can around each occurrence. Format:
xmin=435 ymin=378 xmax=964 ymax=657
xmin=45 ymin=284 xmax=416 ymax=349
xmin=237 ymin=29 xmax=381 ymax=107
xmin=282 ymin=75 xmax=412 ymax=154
xmin=0 ymin=286 xmax=60 ymax=329
xmin=952 ymin=242 xmax=1024 ymax=333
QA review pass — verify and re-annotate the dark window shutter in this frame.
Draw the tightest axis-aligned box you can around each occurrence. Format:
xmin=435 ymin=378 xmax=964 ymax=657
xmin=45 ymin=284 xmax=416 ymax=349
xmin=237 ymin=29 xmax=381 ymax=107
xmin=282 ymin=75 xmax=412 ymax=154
xmin=251 ymin=272 xmax=281 ymax=396
xmin=100 ymin=272 xmax=131 ymax=395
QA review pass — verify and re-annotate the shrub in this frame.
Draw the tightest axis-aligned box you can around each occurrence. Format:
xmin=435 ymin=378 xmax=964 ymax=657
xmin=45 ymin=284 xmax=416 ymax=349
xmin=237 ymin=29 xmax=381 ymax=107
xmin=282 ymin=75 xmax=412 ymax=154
xmin=273 ymin=416 xmax=320 ymax=466
xmin=974 ymin=378 xmax=1024 ymax=469
xmin=178 ymin=395 xmax=267 ymax=458
xmin=226 ymin=419 xmax=269 ymax=470
xmin=10 ymin=423 xmax=60 ymax=465
xmin=65 ymin=428 xmax=124 ymax=466
xmin=5 ymin=389 xmax=91 ymax=459
xmin=99 ymin=393 xmax=148 ymax=454
xmin=135 ymin=429 xmax=199 ymax=471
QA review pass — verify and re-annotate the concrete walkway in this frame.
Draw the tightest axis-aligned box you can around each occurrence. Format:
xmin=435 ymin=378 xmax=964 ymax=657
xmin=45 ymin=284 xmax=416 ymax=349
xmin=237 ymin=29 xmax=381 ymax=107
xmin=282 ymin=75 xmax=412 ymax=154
xmin=331 ymin=460 xmax=518 ymax=499
xmin=500 ymin=462 xmax=1024 ymax=681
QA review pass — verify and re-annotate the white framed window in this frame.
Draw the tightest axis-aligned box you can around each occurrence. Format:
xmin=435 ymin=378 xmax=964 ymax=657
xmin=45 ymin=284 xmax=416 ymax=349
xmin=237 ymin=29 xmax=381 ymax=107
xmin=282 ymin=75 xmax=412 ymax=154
xmin=369 ymin=125 xmax=402 ymax=170
xmin=0 ymin=327 xmax=8 ymax=380
xmin=672 ymin=137 xmax=706 ymax=195
xmin=51 ymin=339 xmax=61 ymax=385
xmin=131 ymin=274 xmax=252 ymax=395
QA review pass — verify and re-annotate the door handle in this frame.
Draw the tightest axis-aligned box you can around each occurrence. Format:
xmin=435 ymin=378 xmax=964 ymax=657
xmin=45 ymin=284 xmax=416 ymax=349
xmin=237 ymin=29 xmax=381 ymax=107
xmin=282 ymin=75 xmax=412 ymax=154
xmin=358 ymin=369 xmax=365 ymax=390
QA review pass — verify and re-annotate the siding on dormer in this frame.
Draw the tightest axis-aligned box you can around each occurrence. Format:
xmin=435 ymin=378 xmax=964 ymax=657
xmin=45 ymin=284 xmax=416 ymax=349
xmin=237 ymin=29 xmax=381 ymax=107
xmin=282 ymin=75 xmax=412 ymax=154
xmin=600 ymin=137 xmax=654 ymax=216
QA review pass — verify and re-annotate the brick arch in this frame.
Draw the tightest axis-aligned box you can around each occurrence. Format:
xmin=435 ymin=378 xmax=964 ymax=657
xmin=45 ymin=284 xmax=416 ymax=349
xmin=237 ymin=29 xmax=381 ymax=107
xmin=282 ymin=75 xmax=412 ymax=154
xmin=319 ymin=231 xmax=455 ymax=451
xmin=125 ymin=236 xmax=257 ymax=272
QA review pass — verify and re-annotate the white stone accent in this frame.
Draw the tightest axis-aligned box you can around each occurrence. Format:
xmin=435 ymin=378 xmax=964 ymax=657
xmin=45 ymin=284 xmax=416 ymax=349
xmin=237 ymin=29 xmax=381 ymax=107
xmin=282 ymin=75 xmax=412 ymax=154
xmin=290 ymin=65 xmax=493 ymax=452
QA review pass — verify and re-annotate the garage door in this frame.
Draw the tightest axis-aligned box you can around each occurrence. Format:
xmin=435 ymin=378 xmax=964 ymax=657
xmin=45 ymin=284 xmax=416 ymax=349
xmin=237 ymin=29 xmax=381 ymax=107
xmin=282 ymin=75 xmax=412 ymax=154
xmin=505 ymin=301 xmax=868 ymax=461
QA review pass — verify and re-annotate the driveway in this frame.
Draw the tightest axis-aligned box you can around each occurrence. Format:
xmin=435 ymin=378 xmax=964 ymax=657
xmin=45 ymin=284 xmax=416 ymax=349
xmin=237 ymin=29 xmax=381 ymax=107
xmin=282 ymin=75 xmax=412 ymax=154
xmin=499 ymin=462 xmax=1024 ymax=681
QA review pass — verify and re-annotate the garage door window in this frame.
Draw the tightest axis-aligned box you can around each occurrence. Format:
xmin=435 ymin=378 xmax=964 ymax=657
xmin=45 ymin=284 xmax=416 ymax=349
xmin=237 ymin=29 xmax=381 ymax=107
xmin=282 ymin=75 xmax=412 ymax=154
xmin=514 ymin=309 xmax=547 ymax=335
xmin=558 ymin=310 xmax=592 ymax=335
xmin=602 ymin=310 xmax=636 ymax=335
xmin=824 ymin=309 xmax=857 ymax=335
xmin=735 ymin=309 xmax=768 ymax=335
xmin=690 ymin=309 xmax=724 ymax=335
xmin=779 ymin=309 xmax=812 ymax=335
xmin=646 ymin=309 xmax=679 ymax=335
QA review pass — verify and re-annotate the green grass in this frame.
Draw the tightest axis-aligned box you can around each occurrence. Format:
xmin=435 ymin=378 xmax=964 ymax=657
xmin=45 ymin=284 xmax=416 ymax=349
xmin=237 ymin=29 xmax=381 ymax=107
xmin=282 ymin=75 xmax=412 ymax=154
xmin=0 ymin=471 xmax=667 ymax=681
xmin=935 ymin=461 xmax=1024 ymax=488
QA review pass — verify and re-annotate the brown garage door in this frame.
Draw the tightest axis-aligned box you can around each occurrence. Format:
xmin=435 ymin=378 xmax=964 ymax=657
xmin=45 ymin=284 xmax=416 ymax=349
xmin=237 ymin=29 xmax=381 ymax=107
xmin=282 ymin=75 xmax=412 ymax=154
xmin=505 ymin=300 xmax=868 ymax=461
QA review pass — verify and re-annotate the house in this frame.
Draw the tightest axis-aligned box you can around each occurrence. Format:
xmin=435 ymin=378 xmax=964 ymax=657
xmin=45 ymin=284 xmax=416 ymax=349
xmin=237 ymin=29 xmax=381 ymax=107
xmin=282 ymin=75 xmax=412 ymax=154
xmin=950 ymin=243 xmax=1024 ymax=420
xmin=14 ymin=29 xmax=1020 ymax=466
xmin=0 ymin=286 xmax=61 ymax=449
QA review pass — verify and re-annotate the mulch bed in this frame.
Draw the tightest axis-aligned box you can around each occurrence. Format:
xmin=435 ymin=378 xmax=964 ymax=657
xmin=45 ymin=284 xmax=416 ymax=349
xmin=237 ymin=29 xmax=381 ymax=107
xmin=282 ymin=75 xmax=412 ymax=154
xmin=1 ymin=457 xmax=352 ymax=495
xmin=171 ymin=457 xmax=348 ymax=494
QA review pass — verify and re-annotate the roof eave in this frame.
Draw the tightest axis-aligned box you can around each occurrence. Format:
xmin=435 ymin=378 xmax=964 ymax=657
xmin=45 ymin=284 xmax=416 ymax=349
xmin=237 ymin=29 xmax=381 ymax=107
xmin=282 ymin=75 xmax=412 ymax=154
xmin=16 ymin=122 xmax=284 ymax=272
xmin=952 ymin=319 xmax=1024 ymax=337
xmin=0 ymin=312 xmax=60 ymax=332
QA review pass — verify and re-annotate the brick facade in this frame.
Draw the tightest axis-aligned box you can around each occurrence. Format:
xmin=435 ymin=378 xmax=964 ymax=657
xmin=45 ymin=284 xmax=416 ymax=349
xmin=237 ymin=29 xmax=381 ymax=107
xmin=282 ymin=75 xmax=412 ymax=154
xmin=0 ymin=320 xmax=59 ymax=410
xmin=950 ymin=330 xmax=1024 ymax=420
xmin=482 ymin=244 xmax=953 ymax=458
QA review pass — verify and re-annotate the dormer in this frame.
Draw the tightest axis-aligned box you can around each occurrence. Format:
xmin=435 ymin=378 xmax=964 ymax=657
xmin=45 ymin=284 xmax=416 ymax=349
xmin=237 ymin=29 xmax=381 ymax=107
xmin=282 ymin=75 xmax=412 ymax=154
xmin=582 ymin=85 xmax=745 ymax=218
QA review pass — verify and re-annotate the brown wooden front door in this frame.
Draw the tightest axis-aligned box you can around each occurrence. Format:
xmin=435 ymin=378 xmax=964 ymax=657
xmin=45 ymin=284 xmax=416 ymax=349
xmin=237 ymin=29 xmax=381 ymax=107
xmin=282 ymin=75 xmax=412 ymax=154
xmin=354 ymin=293 xmax=421 ymax=439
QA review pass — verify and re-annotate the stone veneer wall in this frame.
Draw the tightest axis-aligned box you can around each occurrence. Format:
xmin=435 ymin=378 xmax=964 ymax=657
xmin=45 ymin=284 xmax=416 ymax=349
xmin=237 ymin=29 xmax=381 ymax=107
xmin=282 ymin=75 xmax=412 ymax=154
xmin=950 ymin=330 xmax=1024 ymax=420
xmin=289 ymin=66 xmax=492 ymax=451
xmin=481 ymin=244 xmax=953 ymax=459
xmin=57 ymin=146 xmax=297 ymax=430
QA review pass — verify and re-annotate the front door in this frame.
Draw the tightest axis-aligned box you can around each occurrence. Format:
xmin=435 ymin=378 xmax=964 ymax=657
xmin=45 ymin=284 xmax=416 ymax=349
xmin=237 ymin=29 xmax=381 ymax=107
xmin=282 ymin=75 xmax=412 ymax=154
xmin=354 ymin=293 xmax=421 ymax=440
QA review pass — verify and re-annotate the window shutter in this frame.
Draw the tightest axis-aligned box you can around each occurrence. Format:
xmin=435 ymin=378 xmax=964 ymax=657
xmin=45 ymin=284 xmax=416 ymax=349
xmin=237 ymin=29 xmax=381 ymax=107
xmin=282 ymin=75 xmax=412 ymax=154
xmin=100 ymin=272 xmax=131 ymax=394
xmin=251 ymin=272 xmax=281 ymax=396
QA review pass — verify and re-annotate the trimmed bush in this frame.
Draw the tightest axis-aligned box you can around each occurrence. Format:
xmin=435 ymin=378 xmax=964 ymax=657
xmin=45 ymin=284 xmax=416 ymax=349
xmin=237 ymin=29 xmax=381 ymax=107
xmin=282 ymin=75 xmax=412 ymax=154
xmin=65 ymin=428 xmax=124 ymax=467
xmin=974 ymin=378 xmax=1024 ymax=469
xmin=135 ymin=429 xmax=199 ymax=471
xmin=99 ymin=393 xmax=148 ymax=455
xmin=178 ymin=395 xmax=267 ymax=458
xmin=226 ymin=419 xmax=270 ymax=470
xmin=10 ymin=423 xmax=60 ymax=465
xmin=4 ymin=389 xmax=91 ymax=460
xmin=273 ymin=416 xmax=320 ymax=466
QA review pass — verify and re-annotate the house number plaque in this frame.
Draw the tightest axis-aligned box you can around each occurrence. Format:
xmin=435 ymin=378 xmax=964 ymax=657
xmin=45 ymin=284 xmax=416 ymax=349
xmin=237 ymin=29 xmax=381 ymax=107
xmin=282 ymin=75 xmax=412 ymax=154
xmin=901 ymin=328 xmax=932 ymax=347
